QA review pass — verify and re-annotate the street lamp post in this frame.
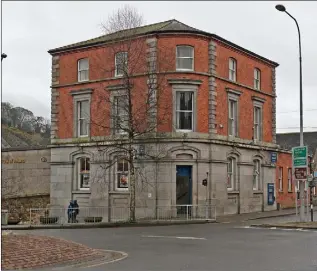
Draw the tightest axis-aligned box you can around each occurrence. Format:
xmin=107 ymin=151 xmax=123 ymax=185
xmin=275 ymin=4 xmax=305 ymax=222
xmin=1 ymin=53 xmax=7 ymax=61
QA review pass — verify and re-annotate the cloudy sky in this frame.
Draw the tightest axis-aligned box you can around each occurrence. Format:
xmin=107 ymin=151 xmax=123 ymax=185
xmin=1 ymin=1 xmax=316 ymax=133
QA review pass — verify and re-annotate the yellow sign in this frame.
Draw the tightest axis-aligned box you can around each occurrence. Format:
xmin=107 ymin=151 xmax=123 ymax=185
xmin=2 ymin=158 xmax=26 ymax=164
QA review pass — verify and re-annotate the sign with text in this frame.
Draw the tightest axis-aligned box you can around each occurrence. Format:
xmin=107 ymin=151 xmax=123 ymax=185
xmin=270 ymin=152 xmax=278 ymax=164
xmin=292 ymin=146 xmax=308 ymax=168
xmin=294 ymin=168 xmax=307 ymax=180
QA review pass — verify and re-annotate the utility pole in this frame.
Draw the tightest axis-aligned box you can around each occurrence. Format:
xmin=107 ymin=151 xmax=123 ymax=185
xmin=275 ymin=4 xmax=305 ymax=222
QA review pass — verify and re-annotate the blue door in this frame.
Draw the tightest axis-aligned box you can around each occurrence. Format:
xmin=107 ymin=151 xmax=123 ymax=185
xmin=176 ymin=166 xmax=192 ymax=208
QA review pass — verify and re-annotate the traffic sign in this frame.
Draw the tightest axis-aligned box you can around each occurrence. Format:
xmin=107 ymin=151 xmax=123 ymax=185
xmin=292 ymin=146 xmax=308 ymax=168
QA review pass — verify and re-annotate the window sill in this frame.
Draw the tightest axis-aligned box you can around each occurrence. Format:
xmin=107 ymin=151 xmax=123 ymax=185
xmin=288 ymin=190 xmax=293 ymax=193
xmin=72 ymin=190 xmax=91 ymax=194
xmin=176 ymin=129 xmax=193 ymax=133
xmin=110 ymin=190 xmax=129 ymax=195
xmin=175 ymin=69 xmax=194 ymax=72
xmin=227 ymin=190 xmax=239 ymax=194
xmin=252 ymin=190 xmax=263 ymax=194
xmin=78 ymin=79 xmax=89 ymax=83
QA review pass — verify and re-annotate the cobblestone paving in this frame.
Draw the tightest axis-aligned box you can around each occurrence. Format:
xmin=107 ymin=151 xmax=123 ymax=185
xmin=1 ymin=234 xmax=105 ymax=270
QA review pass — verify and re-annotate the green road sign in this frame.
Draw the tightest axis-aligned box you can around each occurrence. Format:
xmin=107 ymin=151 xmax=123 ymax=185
xmin=292 ymin=146 xmax=308 ymax=168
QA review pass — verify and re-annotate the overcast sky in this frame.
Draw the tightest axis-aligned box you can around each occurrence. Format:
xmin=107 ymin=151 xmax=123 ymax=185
xmin=1 ymin=1 xmax=316 ymax=133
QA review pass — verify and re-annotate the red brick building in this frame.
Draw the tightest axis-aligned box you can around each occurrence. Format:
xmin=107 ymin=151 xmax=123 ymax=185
xmin=48 ymin=19 xmax=292 ymax=217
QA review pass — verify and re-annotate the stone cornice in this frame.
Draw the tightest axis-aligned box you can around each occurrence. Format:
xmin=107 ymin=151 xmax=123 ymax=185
xmin=49 ymin=132 xmax=288 ymax=153
xmin=167 ymin=78 xmax=202 ymax=85
xmin=70 ymin=88 xmax=94 ymax=96
xmin=252 ymin=95 xmax=266 ymax=103
xmin=226 ymin=88 xmax=242 ymax=96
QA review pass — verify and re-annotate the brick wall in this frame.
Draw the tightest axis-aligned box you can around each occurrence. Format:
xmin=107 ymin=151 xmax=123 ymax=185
xmin=276 ymin=151 xmax=294 ymax=208
xmin=52 ymin=33 xmax=276 ymax=142
xmin=214 ymin=39 xmax=275 ymax=142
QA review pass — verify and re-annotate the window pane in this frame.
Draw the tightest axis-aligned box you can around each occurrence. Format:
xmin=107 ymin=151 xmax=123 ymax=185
xmin=176 ymin=58 xmax=193 ymax=70
xmin=176 ymin=112 xmax=192 ymax=130
xmin=79 ymin=119 xmax=88 ymax=135
xmin=229 ymin=70 xmax=236 ymax=81
xmin=176 ymin=92 xmax=193 ymax=111
xmin=79 ymin=59 xmax=88 ymax=70
xmin=177 ymin=46 xmax=193 ymax=58
xmin=79 ymin=101 xmax=89 ymax=118
xmin=79 ymin=70 xmax=89 ymax=81
xmin=229 ymin=59 xmax=236 ymax=70
xmin=79 ymin=158 xmax=90 ymax=188
xmin=117 ymin=173 xmax=128 ymax=188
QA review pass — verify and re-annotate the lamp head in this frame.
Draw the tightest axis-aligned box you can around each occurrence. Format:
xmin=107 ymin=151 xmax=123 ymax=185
xmin=275 ymin=4 xmax=286 ymax=12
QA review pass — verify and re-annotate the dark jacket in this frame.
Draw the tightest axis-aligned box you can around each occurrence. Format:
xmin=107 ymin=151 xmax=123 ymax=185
xmin=73 ymin=200 xmax=79 ymax=215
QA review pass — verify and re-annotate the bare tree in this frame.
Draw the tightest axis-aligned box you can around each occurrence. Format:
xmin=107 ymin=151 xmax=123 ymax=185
xmin=58 ymin=5 xmax=174 ymax=222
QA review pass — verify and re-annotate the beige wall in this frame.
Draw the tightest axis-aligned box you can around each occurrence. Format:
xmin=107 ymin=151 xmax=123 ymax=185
xmin=2 ymin=148 xmax=51 ymax=198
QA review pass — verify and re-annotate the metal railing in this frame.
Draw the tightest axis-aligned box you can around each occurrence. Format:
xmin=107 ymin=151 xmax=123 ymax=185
xmin=27 ymin=205 xmax=216 ymax=226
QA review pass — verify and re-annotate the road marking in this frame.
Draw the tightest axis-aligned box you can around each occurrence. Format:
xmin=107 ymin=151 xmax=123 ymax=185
xmin=52 ymin=250 xmax=128 ymax=270
xmin=82 ymin=250 xmax=128 ymax=268
xmin=142 ymin=235 xmax=206 ymax=240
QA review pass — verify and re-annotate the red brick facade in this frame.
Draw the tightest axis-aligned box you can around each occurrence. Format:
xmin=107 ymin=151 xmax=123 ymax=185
xmin=54 ymin=34 xmax=277 ymax=141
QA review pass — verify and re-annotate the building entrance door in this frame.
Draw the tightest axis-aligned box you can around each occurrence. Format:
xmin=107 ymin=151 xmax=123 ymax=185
xmin=176 ymin=165 xmax=192 ymax=215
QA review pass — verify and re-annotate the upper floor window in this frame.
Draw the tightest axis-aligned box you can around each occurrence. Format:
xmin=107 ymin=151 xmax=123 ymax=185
xmin=228 ymin=99 xmax=238 ymax=137
xmin=227 ymin=157 xmax=237 ymax=191
xmin=175 ymin=91 xmax=194 ymax=131
xmin=254 ymin=68 xmax=261 ymax=90
xmin=116 ymin=158 xmax=129 ymax=190
xmin=176 ymin=46 xmax=194 ymax=71
xmin=253 ymin=106 xmax=262 ymax=141
xmin=278 ymin=167 xmax=283 ymax=192
xmin=253 ymin=160 xmax=260 ymax=191
xmin=115 ymin=52 xmax=128 ymax=77
xmin=78 ymin=157 xmax=90 ymax=190
xmin=114 ymin=95 xmax=128 ymax=134
xmin=229 ymin=58 xmax=236 ymax=82
xmin=78 ymin=58 xmax=89 ymax=82
xmin=77 ymin=100 xmax=89 ymax=137
xmin=287 ymin=168 xmax=292 ymax=192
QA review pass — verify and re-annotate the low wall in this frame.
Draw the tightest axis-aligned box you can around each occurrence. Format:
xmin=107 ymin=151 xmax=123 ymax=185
xmin=1 ymin=194 xmax=50 ymax=221
xmin=1 ymin=147 xmax=51 ymax=221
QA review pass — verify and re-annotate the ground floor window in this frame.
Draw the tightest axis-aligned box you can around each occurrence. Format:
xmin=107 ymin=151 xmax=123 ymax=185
xmin=253 ymin=160 xmax=260 ymax=190
xmin=227 ymin=157 xmax=236 ymax=190
xmin=78 ymin=157 xmax=90 ymax=189
xmin=116 ymin=158 xmax=129 ymax=190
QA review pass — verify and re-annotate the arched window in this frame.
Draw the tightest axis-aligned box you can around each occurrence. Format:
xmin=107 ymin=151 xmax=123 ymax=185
xmin=116 ymin=157 xmax=129 ymax=190
xmin=253 ymin=160 xmax=261 ymax=190
xmin=254 ymin=68 xmax=261 ymax=90
xmin=78 ymin=157 xmax=90 ymax=190
xmin=229 ymin=58 xmax=237 ymax=81
xmin=227 ymin=157 xmax=237 ymax=190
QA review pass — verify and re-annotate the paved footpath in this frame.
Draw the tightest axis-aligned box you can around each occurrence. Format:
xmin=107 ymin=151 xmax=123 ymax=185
xmin=216 ymin=208 xmax=298 ymax=223
xmin=1 ymin=233 xmax=121 ymax=270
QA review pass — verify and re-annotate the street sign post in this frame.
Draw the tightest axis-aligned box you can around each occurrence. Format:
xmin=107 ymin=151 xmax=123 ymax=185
xmin=292 ymin=146 xmax=308 ymax=181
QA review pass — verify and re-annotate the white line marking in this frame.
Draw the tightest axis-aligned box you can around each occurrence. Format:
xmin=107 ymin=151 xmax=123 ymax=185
xmin=82 ymin=251 xmax=128 ymax=268
xmin=142 ymin=235 xmax=206 ymax=240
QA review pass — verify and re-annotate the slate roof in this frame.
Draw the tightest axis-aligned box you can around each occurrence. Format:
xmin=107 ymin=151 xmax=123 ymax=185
xmin=48 ymin=19 xmax=278 ymax=67
xmin=276 ymin=132 xmax=317 ymax=156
